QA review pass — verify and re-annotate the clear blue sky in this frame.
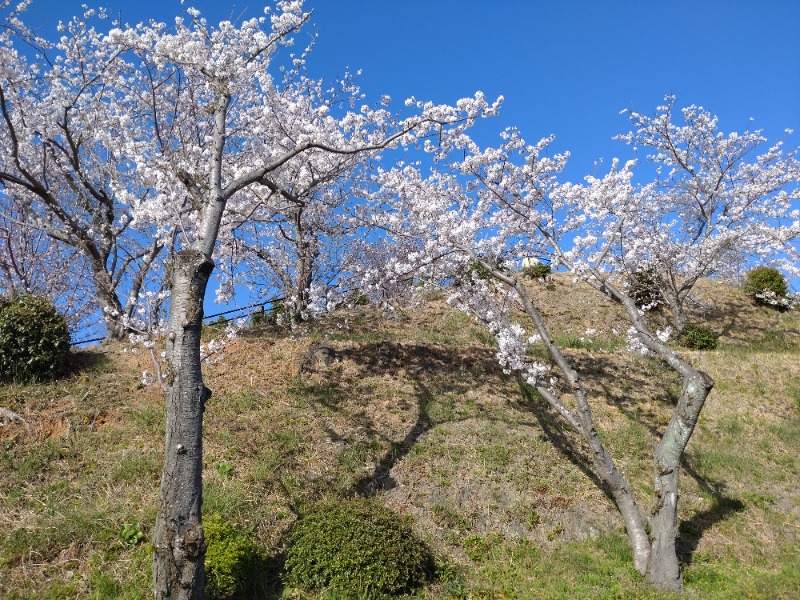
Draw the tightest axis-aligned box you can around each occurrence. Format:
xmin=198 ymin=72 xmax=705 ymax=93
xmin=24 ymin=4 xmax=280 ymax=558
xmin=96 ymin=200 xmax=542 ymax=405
xmin=19 ymin=0 xmax=800 ymax=181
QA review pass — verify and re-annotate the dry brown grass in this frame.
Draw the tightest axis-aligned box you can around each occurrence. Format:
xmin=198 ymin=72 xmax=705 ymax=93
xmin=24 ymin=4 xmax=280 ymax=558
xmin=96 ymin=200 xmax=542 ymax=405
xmin=1 ymin=278 xmax=798 ymax=598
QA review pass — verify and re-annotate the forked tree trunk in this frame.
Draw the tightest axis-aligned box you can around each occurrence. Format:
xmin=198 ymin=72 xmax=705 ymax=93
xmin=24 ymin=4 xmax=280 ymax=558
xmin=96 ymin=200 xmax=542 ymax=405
xmin=647 ymin=369 xmax=713 ymax=589
xmin=618 ymin=294 xmax=714 ymax=590
xmin=89 ymin=242 xmax=163 ymax=342
xmin=500 ymin=263 xmax=715 ymax=591
xmin=505 ymin=274 xmax=653 ymax=574
xmin=660 ymin=285 xmax=688 ymax=333
xmin=152 ymin=249 xmax=214 ymax=600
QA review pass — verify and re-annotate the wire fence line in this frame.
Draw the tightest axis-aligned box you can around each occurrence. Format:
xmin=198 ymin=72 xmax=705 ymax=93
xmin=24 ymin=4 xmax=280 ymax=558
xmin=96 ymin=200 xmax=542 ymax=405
xmin=70 ymin=295 xmax=284 ymax=346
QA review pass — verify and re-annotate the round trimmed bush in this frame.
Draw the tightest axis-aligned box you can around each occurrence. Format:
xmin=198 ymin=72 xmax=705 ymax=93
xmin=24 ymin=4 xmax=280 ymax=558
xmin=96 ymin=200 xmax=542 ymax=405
xmin=743 ymin=267 xmax=788 ymax=307
xmin=0 ymin=295 xmax=70 ymax=383
xmin=283 ymin=497 xmax=434 ymax=598
xmin=204 ymin=514 xmax=263 ymax=599
xmin=680 ymin=323 xmax=718 ymax=350
xmin=522 ymin=262 xmax=552 ymax=280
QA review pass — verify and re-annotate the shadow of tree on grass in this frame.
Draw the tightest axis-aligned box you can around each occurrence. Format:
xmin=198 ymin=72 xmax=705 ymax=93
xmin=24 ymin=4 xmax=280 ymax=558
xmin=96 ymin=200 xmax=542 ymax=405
xmin=677 ymin=494 xmax=745 ymax=566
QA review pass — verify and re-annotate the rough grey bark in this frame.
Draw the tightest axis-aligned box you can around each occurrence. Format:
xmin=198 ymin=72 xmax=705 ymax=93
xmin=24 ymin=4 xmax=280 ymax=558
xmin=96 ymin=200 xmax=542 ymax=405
xmin=151 ymin=90 xmax=231 ymax=600
xmin=647 ymin=369 xmax=713 ymax=588
xmin=472 ymin=253 xmax=715 ymax=589
xmin=152 ymin=249 xmax=213 ymax=600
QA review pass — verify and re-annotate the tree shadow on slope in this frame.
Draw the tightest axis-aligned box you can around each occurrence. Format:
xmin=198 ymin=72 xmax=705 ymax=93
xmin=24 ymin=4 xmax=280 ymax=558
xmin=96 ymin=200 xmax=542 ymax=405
xmin=676 ymin=494 xmax=745 ymax=567
xmin=297 ymin=341 xmax=519 ymax=498
xmin=512 ymin=353 xmax=747 ymax=567
xmin=297 ymin=338 xmax=747 ymax=563
xmin=571 ymin=352 xmax=683 ymax=411
xmin=352 ymin=378 xmax=435 ymax=496
xmin=513 ymin=378 xmax=607 ymax=495
xmin=67 ymin=348 xmax=113 ymax=376
xmin=686 ymin=294 xmax=768 ymax=345
xmin=217 ymin=551 xmax=287 ymax=600
xmin=344 ymin=342 xmax=510 ymax=496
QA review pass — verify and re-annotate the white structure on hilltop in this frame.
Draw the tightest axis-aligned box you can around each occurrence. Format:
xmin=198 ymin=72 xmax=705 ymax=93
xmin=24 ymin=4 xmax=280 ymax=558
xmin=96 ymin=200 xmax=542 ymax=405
xmin=520 ymin=256 xmax=540 ymax=270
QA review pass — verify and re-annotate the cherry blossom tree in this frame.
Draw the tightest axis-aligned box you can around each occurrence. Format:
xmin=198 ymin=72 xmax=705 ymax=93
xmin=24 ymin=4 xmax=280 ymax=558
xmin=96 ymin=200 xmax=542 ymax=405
xmin=89 ymin=3 xmax=500 ymax=597
xmin=373 ymin=102 xmax=799 ymax=590
xmin=373 ymin=144 xmax=691 ymax=591
xmin=0 ymin=192 xmax=96 ymax=335
xmin=225 ymin=193 xmax=358 ymax=324
xmin=216 ymin=105 xmax=375 ymax=324
xmin=614 ymin=96 xmax=800 ymax=329
xmin=0 ymin=2 xmax=165 ymax=340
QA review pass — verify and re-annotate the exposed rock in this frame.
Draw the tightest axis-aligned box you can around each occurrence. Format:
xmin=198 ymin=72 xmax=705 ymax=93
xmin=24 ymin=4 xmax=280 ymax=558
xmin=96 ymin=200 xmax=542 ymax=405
xmin=297 ymin=344 xmax=338 ymax=373
xmin=0 ymin=407 xmax=28 ymax=428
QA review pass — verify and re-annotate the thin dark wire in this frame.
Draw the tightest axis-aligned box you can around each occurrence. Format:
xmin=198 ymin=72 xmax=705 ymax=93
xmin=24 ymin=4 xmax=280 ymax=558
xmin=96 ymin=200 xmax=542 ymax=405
xmin=203 ymin=295 xmax=284 ymax=321
xmin=71 ymin=336 xmax=106 ymax=346
xmin=70 ymin=295 xmax=284 ymax=346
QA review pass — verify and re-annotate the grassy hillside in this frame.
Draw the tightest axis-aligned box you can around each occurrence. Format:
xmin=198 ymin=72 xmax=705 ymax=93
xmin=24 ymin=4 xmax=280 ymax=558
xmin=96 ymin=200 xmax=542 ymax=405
xmin=1 ymin=277 xmax=799 ymax=599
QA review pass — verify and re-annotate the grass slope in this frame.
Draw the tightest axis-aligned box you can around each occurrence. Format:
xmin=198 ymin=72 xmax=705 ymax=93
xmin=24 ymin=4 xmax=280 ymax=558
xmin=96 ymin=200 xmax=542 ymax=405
xmin=1 ymin=278 xmax=798 ymax=599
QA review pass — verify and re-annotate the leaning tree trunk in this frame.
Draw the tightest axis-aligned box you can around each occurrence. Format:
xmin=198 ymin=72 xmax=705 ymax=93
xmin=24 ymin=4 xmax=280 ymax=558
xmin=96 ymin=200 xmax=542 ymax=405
xmin=647 ymin=368 xmax=713 ymax=590
xmin=618 ymin=292 xmax=714 ymax=590
xmin=90 ymin=262 xmax=129 ymax=341
xmin=507 ymin=275 xmax=653 ymax=574
xmin=548 ymin=263 xmax=715 ymax=590
xmin=152 ymin=249 xmax=214 ymax=600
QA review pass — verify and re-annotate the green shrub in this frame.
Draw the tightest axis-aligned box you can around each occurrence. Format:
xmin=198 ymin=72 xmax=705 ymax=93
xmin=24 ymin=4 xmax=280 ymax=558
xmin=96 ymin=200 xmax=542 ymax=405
xmin=204 ymin=513 xmax=263 ymax=599
xmin=284 ymin=497 xmax=434 ymax=598
xmin=521 ymin=262 xmax=552 ymax=280
xmin=452 ymin=257 xmax=508 ymax=288
xmin=204 ymin=315 xmax=229 ymax=333
xmin=347 ymin=291 xmax=371 ymax=307
xmin=0 ymin=295 xmax=70 ymax=383
xmin=743 ymin=267 xmax=788 ymax=307
xmin=627 ymin=268 xmax=664 ymax=310
xmin=680 ymin=323 xmax=718 ymax=350
xmin=250 ymin=306 xmax=267 ymax=326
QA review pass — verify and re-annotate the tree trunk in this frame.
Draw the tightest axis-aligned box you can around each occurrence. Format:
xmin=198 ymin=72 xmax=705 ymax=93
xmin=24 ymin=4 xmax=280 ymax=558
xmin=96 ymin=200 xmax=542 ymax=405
xmin=90 ymin=263 xmax=128 ymax=341
xmin=661 ymin=285 xmax=687 ymax=332
xmin=567 ymin=273 xmax=715 ymax=590
xmin=619 ymin=292 xmax=714 ymax=590
xmin=288 ymin=209 xmax=315 ymax=321
xmin=583 ymin=425 xmax=652 ymax=574
xmin=503 ymin=273 xmax=653 ymax=574
xmin=290 ymin=250 xmax=314 ymax=320
xmin=152 ymin=249 xmax=214 ymax=600
xmin=647 ymin=369 xmax=713 ymax=590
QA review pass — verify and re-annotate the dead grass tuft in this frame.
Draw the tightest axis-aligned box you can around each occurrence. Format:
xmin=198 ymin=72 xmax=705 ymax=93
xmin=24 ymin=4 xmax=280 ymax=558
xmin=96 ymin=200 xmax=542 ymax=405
xmin=1 ymin=278 xmax=798 ymax=598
